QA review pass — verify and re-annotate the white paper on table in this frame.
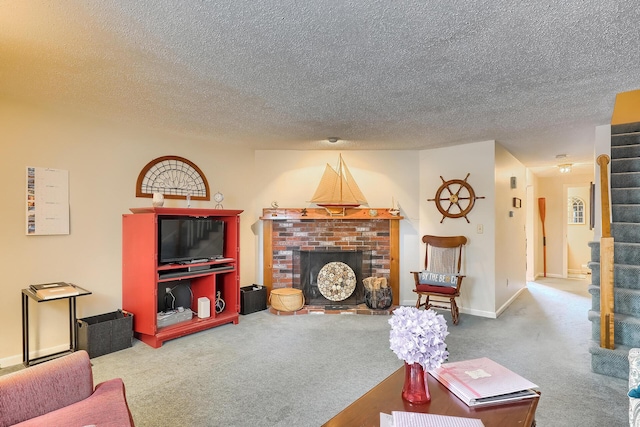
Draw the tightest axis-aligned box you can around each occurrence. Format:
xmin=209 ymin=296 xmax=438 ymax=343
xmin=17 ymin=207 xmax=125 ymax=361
xmin=380 ymin=412 xmax=394 ymax=427
xmin=391 ymin=411 xmax=485 ymax=427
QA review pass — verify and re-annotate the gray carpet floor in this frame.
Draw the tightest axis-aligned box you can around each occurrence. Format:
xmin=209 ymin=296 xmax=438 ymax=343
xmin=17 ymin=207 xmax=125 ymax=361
xmin=3 ymin=278 xmax=629 ymax=426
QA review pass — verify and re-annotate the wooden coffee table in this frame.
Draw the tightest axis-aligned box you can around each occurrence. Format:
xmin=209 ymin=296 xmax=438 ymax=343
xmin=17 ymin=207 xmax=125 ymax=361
xmin=322 ymin=365 xmax=539 ymax=426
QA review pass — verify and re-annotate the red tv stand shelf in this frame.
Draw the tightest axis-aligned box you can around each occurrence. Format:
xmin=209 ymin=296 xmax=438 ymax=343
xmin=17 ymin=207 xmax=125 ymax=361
xmin=122 ymin=207 xmax=243 ymax=348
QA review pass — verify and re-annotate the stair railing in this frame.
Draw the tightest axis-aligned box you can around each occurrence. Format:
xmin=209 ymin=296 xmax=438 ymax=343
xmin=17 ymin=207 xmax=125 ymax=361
xmin=597 ymin=154 xmax=614 ymax=349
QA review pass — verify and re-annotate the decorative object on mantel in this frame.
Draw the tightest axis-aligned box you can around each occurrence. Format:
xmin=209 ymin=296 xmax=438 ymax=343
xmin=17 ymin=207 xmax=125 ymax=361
xmin=136 ymin=155 xmax=210 ymax=201
xmin=427 ymin=173 xmax=485 ymax=223
xmin=363 ymin=277 xmax=392 ymax=309
xmin=310 ymin=154 xmax=368 ymax=216
xmin=389 ymin=306 xmax=449 ymax=404
xmin=389 ymin=197 xmax=400 ymax=216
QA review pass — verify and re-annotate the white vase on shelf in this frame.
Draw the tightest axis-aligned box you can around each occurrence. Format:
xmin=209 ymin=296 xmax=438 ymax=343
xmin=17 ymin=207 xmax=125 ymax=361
xmin=152 ymin=193 xmax=164 ymax=207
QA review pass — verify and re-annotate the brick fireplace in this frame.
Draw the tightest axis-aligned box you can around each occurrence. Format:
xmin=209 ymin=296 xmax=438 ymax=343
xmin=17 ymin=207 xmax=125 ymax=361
xmin=261 ymin=208 xmax=402 ymax=310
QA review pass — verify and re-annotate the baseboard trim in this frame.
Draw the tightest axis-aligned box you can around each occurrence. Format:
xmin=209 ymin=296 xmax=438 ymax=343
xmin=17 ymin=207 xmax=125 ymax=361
xmin=400 ymin=299 xmax=498 ymax=319
xmin=496 ymin=287 xmax=528 ymax=317
xmin=534 ymin=273 xmax=565 ymax=279
xmin=0 ymin=343 xmax=70 ymax=369
xmin=459 ymin=307 xmax=497 ymax=319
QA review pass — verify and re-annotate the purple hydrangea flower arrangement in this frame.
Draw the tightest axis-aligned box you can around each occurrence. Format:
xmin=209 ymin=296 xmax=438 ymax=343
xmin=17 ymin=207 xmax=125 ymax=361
xmin=388 ymin=306 xmax=449 ymax=371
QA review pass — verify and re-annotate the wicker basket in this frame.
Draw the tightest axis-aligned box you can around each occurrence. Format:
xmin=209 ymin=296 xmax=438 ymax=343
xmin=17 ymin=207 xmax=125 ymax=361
xmin=269 ymin=288 xmax=305 ymax=312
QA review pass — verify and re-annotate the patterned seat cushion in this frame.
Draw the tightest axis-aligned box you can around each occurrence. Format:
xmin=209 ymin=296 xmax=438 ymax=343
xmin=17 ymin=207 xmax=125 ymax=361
xmin=415 ymin=284 xmax=458 ymax=295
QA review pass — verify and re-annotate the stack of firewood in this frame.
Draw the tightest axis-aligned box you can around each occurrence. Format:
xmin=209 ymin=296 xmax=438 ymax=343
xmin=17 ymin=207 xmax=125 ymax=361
xmin=362 ymin=277 xmax=392 ymax=309
xmin=363 ymin=276 xmax=387 ymax=291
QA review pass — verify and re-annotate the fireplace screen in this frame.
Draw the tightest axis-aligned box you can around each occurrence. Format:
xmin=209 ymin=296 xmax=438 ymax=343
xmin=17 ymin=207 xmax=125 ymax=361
xmin=295 ymin=249 xmax=371 ymax=306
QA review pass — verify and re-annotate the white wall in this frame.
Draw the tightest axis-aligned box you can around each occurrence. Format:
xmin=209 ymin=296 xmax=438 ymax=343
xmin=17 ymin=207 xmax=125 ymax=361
xmin=419 ymin=141 xmax=497 ymax=317
xmin=594 ymin=124 xmax=612 ymax=239
xmin=494 ymin=144 xmax=528 ymax=314
xmin=526 ymin=169 xmax=540 ymax=281
xmin=0 ymin=100 xmax=257 ymax=366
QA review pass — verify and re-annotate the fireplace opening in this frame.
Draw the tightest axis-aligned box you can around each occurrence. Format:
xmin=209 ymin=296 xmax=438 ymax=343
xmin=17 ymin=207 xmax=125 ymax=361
xmin=294 ymin=249 xmax=372 ymax=307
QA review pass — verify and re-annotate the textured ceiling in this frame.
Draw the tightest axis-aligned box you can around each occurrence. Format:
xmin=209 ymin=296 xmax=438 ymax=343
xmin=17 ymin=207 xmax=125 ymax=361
xmin=2 ymin=1 xmax=639 ymax=176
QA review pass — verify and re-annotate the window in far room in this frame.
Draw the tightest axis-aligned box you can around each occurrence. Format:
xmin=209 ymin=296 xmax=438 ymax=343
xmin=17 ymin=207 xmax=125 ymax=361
xmin=568 ymin=196 xmax=585 ymax=224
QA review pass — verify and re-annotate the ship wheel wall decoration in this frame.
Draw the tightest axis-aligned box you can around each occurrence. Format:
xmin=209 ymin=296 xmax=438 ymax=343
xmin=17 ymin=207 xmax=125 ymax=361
xmin=428 ymin=173 xmax=485 ymax=223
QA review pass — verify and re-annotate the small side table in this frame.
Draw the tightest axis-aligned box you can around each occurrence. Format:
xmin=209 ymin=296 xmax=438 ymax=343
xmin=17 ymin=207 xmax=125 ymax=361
xmin=21 ymin=284 xmax=92 ymax=367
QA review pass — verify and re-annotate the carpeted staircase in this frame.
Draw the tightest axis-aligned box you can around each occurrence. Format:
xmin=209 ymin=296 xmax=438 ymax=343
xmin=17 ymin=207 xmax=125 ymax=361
xmin=589 ymin=122 xmax=640 ymax=379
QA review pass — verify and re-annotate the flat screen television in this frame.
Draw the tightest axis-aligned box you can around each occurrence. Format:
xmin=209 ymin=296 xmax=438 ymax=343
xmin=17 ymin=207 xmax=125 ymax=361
xmin=158 ymin=216 xmax=225 ymax=264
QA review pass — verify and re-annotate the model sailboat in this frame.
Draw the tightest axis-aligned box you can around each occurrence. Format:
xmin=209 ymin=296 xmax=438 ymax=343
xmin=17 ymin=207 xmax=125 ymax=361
xmin=310 ymin=154 xmax=368 ymax=215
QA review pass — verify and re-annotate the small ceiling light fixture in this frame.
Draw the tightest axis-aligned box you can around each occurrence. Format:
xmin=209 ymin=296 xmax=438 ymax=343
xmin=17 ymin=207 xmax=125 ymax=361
xmin=327 ymin=137 xmax=340 ymax=144
xmin=558 ymin=164 xmax=573 ymax=173
xmin=555 ymin=154 xmax=572 ymax=173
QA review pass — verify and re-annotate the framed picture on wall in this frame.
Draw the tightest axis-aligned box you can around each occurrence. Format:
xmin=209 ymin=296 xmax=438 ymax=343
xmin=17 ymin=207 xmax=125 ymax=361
xmin=569 ymin=196 xmax=586 ymax=224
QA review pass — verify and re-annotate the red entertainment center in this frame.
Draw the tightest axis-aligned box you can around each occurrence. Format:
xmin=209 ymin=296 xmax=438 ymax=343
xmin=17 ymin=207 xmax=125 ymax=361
xmin=122 ymin=207 xmax=243 ymax=348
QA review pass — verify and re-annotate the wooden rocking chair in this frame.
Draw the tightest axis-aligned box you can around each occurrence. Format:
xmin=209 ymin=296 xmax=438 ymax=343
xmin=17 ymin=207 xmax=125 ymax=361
xmin=411 ymin=235 xmax=467 ymax=324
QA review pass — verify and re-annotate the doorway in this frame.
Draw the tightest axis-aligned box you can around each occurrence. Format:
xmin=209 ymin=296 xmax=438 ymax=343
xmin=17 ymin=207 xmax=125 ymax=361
xmin=565 ymin=184 xmax=592 ymax=278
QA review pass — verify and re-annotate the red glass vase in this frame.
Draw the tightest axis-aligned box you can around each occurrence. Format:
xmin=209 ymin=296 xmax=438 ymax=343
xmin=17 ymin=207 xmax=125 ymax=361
xmin=401 ymin=362 xmax=431 ymax=404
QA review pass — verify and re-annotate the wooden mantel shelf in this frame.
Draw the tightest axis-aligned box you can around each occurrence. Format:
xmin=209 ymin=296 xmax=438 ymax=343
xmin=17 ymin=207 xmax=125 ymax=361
xmin=260 ymin=208 xmax=403 ymax=220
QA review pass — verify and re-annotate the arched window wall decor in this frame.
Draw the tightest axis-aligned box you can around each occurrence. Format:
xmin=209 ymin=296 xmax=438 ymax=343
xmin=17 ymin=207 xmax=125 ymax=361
xmin=136 ymin=156 xmax=210 ymax=201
